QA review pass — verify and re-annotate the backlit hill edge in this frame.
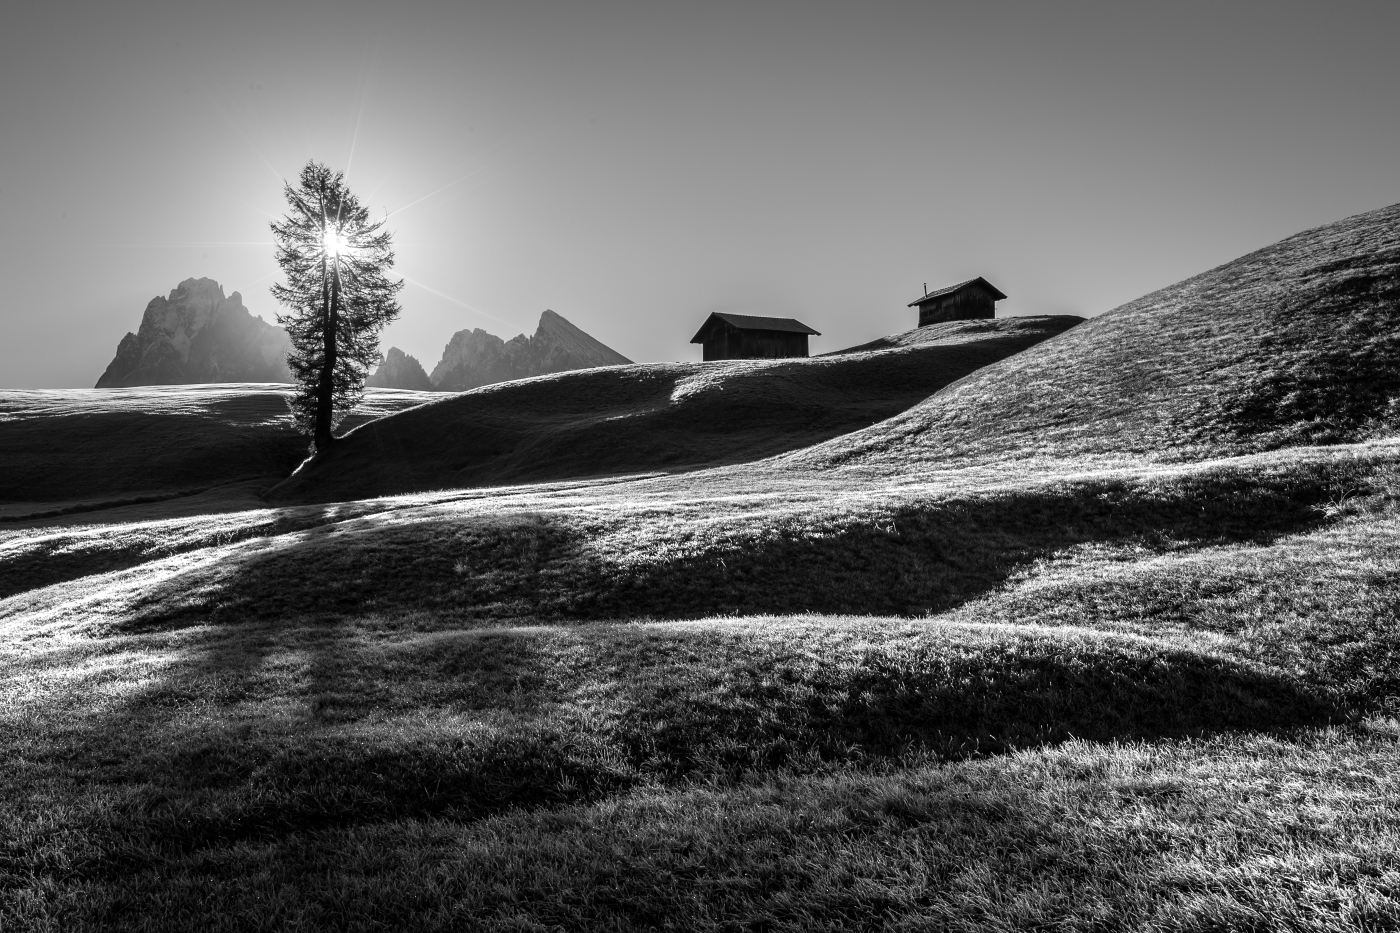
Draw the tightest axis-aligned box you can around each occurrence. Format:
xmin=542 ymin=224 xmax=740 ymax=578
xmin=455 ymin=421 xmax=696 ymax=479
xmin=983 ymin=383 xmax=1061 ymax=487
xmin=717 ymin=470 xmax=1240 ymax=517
xmin=792 ymin=202 xmax=1400 ymax=472
xmin=268 ymin=316 xmax=1080 ymax=503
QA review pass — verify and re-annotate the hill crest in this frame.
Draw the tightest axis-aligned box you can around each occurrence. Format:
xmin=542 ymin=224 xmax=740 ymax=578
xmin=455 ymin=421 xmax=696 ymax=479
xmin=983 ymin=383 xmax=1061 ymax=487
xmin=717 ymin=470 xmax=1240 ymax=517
xmin=792 ymin=202 xmax=1400 ymax=473
xmin=268 ymin=316 xmax=1080 ymax=502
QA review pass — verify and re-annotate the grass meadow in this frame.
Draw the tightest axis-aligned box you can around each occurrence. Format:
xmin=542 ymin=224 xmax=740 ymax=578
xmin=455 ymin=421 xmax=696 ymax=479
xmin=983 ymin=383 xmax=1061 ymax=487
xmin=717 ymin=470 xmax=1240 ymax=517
xmin=5 ymin=204 xmax=1400 ymax=928
xmin=267 ymin=316 xmax=1078 ymax=503
xmin=3 ymin=441 xmax=1399 ymax=930
xmin=0 ymin=385 xmax=434 ymax=521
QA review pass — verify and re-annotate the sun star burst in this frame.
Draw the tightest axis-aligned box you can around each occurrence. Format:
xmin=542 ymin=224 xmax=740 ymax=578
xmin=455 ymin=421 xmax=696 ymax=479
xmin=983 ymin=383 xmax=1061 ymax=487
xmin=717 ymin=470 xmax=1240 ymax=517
xmin=322 ymin=228 xmax=351 ymax=255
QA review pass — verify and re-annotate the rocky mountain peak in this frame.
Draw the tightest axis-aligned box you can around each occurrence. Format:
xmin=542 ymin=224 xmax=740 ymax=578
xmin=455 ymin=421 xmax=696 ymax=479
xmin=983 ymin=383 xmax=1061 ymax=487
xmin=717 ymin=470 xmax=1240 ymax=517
xmin=532 ymin=309 xmax=632 ymax=370
xmin=96 ymin=277 xmax=292 ymax=388
xmin=367 ymin=347 xmax=434 ymax=392
xmin=430 ymin=310 xmax=631 ymax=392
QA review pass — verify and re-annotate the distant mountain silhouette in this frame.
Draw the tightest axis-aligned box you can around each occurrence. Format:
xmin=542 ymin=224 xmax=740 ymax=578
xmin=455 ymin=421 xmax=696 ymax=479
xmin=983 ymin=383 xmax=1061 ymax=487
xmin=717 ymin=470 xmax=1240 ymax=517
xmin=96 ymin=278 xmax=291 ymax=388
xmin=430 ymin=309 xmax=632 ymax=391
xmin=367 ymin=347 xmax=434 ymax=391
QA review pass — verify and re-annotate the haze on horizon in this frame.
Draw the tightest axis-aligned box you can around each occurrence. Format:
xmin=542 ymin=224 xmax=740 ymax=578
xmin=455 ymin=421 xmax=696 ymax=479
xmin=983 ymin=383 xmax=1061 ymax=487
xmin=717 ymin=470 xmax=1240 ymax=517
xmin=1 ymin=0 xmax=1396 ymax=390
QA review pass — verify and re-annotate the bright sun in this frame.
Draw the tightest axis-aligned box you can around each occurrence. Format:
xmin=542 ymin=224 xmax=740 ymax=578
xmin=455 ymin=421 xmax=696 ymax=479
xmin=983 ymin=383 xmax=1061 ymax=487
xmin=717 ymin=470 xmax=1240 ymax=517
xmin=322 ymin=228 xmax=351 ymax=254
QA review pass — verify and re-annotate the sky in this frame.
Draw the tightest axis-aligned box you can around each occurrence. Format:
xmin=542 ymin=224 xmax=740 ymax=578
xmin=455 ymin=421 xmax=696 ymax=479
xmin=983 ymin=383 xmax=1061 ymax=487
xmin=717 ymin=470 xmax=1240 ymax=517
xmin=1 ymin=0 xmax=1397 ymax=388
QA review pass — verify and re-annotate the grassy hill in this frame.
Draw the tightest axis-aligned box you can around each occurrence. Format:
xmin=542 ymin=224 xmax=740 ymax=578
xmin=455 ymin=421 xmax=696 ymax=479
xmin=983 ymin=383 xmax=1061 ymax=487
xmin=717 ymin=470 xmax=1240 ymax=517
xmin=0 ymin=384 xmax=435 ymax=520
xmin=3 ymin=440 xmax=1398 ymax=929
xmin=3 ymin=206 xmax=1400 ymax=929
xmin=268 ymin=316 xmax=1080 ymax=503
xmin=795 ymin=202 xmax=1400 ymax=473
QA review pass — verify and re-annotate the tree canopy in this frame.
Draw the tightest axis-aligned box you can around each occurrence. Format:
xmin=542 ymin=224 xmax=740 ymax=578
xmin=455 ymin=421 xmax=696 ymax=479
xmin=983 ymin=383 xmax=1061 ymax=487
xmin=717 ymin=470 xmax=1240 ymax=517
xmin=271 ymin=161 xmax=403 ymax=454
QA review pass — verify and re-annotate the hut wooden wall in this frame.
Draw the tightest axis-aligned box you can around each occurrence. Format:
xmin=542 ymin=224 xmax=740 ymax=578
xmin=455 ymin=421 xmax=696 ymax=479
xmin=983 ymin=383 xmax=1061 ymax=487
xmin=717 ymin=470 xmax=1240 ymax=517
xmin=702 ymin=323 xmax=810 ymax=360
xmin=918 ymin=286 xmax=997 ymax=326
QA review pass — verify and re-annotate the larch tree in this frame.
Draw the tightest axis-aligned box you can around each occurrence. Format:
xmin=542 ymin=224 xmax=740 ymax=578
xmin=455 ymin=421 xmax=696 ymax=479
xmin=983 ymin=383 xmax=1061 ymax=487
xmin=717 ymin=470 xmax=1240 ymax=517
xmin=271 ymin=160 xmax=403 ymax=456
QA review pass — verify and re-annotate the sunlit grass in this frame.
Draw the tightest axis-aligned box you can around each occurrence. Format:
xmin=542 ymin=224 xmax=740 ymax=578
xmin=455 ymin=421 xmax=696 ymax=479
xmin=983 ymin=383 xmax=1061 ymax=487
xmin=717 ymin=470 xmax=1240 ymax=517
xmin=6 ymin=201 xmax=1400 ymax=928
xmin=29 ymin=727 xmax=1385 ymax=932
xmin=793 ymin=203 xmax=1400 ymax=473
xmin=2 ymin=443 xmax=1399 ymax=928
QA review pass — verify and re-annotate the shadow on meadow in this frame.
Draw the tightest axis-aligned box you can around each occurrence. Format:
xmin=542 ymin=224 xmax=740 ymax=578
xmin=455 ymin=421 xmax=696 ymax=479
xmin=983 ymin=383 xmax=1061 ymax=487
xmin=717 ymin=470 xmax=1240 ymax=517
xmin=115 ymin=459 xmax=1340 ymax=633
xmin=16 ymin=457 xmax=1362 ymax=872
xmin=41 ymin=613 xmax=1338 ymax=872
xmin=0 ymin=503 xmax=351 ymax=600
xmin=0 ymin=410 xmax=302 ymax=506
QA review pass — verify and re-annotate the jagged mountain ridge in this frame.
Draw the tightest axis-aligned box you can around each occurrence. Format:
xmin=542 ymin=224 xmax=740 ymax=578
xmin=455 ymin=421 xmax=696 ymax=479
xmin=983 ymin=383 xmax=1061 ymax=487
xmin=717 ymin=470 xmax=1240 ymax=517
xmin=96 ymin=278 xmax=291 ymax=388
xmin=429 ymin=309 xmax=632 ymax=391
xmin=366 ymin=347 xmax=434 ymax=391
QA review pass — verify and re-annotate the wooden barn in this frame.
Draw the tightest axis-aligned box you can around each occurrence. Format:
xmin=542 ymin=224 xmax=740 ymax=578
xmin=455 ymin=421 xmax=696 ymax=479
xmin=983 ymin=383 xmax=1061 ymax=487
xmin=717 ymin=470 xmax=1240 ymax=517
xmin=909 ymin=277 xmax=1007 ymax=326
xmin=690 ymin=312 xmax=820 ymax=361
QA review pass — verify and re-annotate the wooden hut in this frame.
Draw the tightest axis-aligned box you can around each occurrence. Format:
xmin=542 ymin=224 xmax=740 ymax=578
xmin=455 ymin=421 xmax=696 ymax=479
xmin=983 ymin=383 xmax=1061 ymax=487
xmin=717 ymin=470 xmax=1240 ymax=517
xmin=908 ymin=277 xmax=1007 ymax=326
xmin=689 ymin=312 xmax=820 ymax=361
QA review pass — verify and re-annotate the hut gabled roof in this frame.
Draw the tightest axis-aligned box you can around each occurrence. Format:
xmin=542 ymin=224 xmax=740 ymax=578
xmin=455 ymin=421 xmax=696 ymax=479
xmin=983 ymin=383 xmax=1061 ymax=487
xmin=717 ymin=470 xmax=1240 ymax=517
xmin=907 ymin=276 xmax=1007 ymax=307
xmin=689 ymin=312 xmax=820 ymax=343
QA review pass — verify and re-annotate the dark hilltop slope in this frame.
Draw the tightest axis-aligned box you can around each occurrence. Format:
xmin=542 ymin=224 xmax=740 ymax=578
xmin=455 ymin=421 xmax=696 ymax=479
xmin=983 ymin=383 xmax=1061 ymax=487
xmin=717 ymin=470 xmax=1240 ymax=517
xmin=0 ymin=386 xmax=434 ymax=517
xmin=268 ymin=316 xmax=1080 ymax=503
xmin=798 ymin=202 xmax=1400 ymax=471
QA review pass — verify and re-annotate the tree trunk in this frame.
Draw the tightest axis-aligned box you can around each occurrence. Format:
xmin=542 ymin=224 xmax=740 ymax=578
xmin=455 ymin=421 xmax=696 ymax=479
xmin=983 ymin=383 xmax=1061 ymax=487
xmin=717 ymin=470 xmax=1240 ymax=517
xmin=315 ymin=238 xmax=338 ymax=454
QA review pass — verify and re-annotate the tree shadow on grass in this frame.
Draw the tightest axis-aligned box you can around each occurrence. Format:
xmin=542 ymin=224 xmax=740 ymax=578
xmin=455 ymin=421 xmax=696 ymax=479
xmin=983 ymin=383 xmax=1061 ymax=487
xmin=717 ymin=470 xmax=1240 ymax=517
xmin=0 ymin=503 xmax=363 ymax=602
xmin=607 ymin=630 xmax=1338 ymax=779
xmin=112 ymin=460 xmax=1338 ymax=634
xmin=39 ymin=615 xmax=1340 ymax=878
xmin=18 ymin=460 xmax=1358 ymax=873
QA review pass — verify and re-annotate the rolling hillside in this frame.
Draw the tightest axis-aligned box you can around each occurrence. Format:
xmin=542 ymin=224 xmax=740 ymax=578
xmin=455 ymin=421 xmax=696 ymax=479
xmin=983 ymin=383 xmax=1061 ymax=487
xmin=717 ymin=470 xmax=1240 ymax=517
xmin=268 ymin=315 xmax=1080 ymax=503
xmin=4 ymin=433 xmax=1398 ymax=929
xmin=0 ymin=385 xmax=434 ymax=518
xmin=796 ymin=202 xmax=1400 ymax=473
xmin=5 ymin=206 xmax=1400 ymax=930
